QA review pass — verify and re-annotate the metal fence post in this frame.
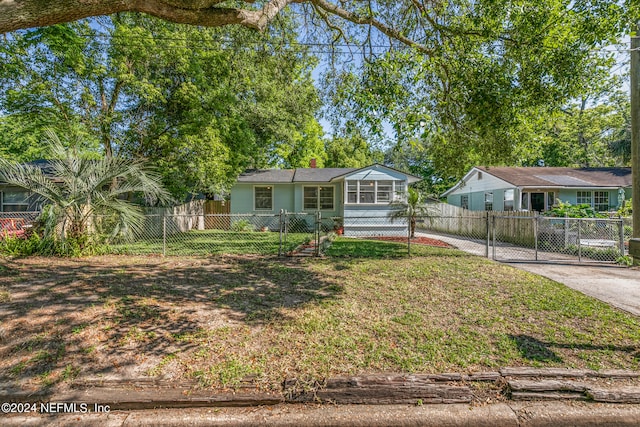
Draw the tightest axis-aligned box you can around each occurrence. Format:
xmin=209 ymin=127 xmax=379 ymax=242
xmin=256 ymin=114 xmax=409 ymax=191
xmin=534 ymin=214 xmax=539 ymax=262
xmin=162 ymin=214 xmax=166 ymax=256
xmin=279 ymin=209 xmax=284 ymax=257
xmin=407 ymin=214 xmax=411 ymax=256
xmin=492 ymin=215 xmax=496 ymax=260
xmin=485 ymin=212 xmax=490 ymax=258
xmin=619 ymin=218 xmax=625 ymax=257
xmin=315 ymin=211 xmax=321 ymax=257
xmin=577 ymin=218 xmax=582 ymax=263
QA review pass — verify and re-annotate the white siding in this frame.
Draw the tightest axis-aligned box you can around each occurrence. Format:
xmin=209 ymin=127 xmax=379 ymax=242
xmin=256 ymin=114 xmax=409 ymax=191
xmin=344 ymin=166 xmax=407 ymax=181
xmin=447 ymin=169 xmax=514 ymax=196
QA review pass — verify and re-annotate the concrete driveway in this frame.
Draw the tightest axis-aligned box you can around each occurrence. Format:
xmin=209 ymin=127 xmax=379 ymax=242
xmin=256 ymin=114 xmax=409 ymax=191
xmin=504 ymin=263 xmax=640 ymax=316
xmin=416 ymin=231 xmax=640 ymax=317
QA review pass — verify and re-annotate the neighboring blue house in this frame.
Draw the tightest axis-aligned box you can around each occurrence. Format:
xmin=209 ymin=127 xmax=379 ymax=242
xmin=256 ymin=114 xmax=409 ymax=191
xmin=443 ymin=166 xmax=632 ymax=213
xmin=230 ymin=164 xmax=421 ymax=236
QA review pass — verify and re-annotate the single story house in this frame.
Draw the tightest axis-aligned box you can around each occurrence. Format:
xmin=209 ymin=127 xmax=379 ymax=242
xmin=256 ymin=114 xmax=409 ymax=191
xmin=230 ymin=163 xmax=421 ymax=236
xmin=442 ymin=166 xmax=632 ymax=213
xmin=0 ymin=160 xmax=52 ymax=212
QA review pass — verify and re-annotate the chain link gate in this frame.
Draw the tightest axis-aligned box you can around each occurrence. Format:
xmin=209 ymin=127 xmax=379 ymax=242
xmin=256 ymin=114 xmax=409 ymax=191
xmin=491 ymin=215 xmax=626 ymax=264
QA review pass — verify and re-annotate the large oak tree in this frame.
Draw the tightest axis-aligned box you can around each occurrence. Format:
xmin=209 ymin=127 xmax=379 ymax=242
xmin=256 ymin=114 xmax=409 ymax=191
xmin=0 ymin=14 xmax=321 ymax=198
xmin=1 ymin=0 xmax=635 ymax=189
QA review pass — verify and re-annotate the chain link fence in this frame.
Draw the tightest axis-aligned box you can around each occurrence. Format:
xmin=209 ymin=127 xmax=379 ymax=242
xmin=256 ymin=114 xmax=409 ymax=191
xmin=419 ymin=212 xmax=629 ymax=264
xmin=0 ymin=210 xmax=634 ymax=263
xmin=489 ymin=216 xmax=626 ymax=263
xmin=0 ymin=211 xmax=39 ymax=239
xmin=107 ymin=212 xmax=318 ymax=256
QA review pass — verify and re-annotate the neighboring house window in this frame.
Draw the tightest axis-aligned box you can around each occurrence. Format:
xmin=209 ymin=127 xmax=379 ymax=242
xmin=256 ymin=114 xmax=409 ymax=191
xmin=577 ymin=191 xmax=592 ymax=205
xmin=303 ymin=186 xmax=334 ymax=210
xmin=594 ymin=191 xmax=609 ymax=212
xmin=547 ymin=191 xmax=556 ymax=209
xmin=503 ymin=189 xmax=514 ymax=211
xmin=345 ymin=180 xmax=404 ymax=204
xmin=460 ymin=195 xmax=469 ymax=210
xmin=1 ymin=190 xmax=30 ymax=212
xmin=484 ymin=192 xmax=493 ymax=211
xmin=254 ymin=186 xmax=273 ymax=210
xmin=521 ymin=192 xmax=529 ymax=210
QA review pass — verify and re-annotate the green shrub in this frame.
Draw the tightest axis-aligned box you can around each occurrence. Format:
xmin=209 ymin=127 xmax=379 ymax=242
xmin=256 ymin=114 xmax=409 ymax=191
xmin=617 ymin=199 xmax=632 ymax=217
xmin=0 ymin=231 xmax=109 ymax=257
xmin=230 ymin=219 xmax=253 ymax=232
xmin=544 ymin=201 xmax=605 ymax=218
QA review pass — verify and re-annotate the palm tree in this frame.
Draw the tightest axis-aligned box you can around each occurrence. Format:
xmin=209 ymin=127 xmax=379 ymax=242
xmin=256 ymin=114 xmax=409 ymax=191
xmin=0 ymin=131 xmax=171 ymax=245
xmin=388 ymin=187 xmax=430 ymax=238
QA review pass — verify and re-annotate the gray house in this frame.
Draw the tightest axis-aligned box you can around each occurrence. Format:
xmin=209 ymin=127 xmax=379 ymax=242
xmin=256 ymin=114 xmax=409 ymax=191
xmin=443 ymin=166 xmax=631 ymax=213
xmin=0 ymin=160 xmax=52 ymax=212
xmin=230 ymin=164 xmax=421 ymax=236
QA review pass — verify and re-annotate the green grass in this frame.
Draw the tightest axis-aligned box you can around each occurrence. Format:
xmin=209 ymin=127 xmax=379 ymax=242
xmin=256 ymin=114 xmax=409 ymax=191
xmin=109 ymin=229 xmax=311 ymax=255
xmin=1 ymin=242 xmax=639 ymax=392
xmin=325 ymin=237 xmax=461 ymax=258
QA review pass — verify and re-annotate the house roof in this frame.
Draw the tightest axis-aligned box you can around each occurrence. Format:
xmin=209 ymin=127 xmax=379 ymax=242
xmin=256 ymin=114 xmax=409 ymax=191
xmin=236 ymin=169 xmax=296 ymax=183
xmin=236 ymin=168 xmax=355 ymax=183
xmin=330 ymin=163 xmax=423 ymax=183
xmin=0 ymin=159 xmax=64 ymax=185
xmin=293 ymin=168 xmax=356 ymax=182
xmin=236 ymin=164 xmax=421 ymax=183
xmin=477 ymin=166 xmax=631 ymax=188
xmin=442 ymin=166 xmax=632 ymax=197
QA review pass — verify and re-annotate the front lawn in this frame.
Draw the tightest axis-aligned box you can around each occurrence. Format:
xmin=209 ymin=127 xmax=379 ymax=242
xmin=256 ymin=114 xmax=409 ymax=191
xmin=109 ymin=229 xmax=311 ymax=255
xmin=0 ymin=242 xmax=638 ymax=393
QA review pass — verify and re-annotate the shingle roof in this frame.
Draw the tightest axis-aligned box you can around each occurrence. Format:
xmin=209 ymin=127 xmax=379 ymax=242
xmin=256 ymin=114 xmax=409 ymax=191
xmin=292 ymin=168 xmax=356 ymax=182
xmin=477 ymin=166 xmax=631 ymax=188
xmin=236 ymin=169 xmax=296 ymax=183
xmin=237 ymin=168 xmax=356 ymax=183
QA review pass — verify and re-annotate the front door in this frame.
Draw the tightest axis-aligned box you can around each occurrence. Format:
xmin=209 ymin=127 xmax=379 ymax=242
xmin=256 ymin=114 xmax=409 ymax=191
xmin=531 ymin=192 xmax=545 ymax=212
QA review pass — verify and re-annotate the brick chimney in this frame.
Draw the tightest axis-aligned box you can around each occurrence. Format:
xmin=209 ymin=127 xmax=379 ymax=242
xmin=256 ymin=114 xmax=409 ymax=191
xmin=310 ymin=158 xmax=317 ymax=168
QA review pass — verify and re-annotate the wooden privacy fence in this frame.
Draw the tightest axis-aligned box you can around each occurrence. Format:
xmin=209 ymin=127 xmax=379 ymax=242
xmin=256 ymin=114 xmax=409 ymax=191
xmin=425 ymin=203 xmax=537 ymax=244
xmin=143 ymin=200 xmax=205 ymax=236
xmin=204 ymin=200 xmax=231 ymax=230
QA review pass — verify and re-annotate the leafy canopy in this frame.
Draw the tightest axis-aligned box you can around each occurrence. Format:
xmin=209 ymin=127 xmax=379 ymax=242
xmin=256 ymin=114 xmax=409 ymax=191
xmin=0 ymin=14 xmax=321 ymax=199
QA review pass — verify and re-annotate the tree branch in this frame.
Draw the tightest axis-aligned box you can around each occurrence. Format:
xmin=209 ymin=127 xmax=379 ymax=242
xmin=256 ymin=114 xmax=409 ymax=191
xmin=310 ymin=0 xmax=433 ymax=54
xmin=0 ymin=0 xmax=297 ymax=34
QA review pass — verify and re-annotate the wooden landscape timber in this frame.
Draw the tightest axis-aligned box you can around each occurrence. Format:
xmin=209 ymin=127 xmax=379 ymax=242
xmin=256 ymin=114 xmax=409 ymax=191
xmin=2 ymin=368 xmax=640 ymax=409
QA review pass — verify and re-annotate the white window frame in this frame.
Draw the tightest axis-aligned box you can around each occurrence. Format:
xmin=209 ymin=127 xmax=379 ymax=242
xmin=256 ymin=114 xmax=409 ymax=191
xmin=577 ymin=191 xmax=592 ymax=206
xmin=253 ymin=185 xmax=273 ymax=211
xmin=1 ymin=190 xmax=30 ymax=212
xmin=594 ymin=191 xmax=609 ymax=212
xmin=484 ymin=192 xmax=493 ymax=211
xmin=503 ymin=189 xmax=514 ymax=211
xmin=521 ymin=192 xmax=529 ymax=211
xmin=345 ymin=180 xmax=405 ymax=205
xmin=303 ymin=185 xmax=334 ymax=211
xmin=547 ymin=191 xmax=556 ymax=209
xmin=460 ymin=195 xmax=469 ymax=210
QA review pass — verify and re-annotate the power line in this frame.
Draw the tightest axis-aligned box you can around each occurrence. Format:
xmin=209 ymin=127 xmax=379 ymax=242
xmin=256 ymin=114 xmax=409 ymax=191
xmin=9 ymin=28 xmax=635 ymax=55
